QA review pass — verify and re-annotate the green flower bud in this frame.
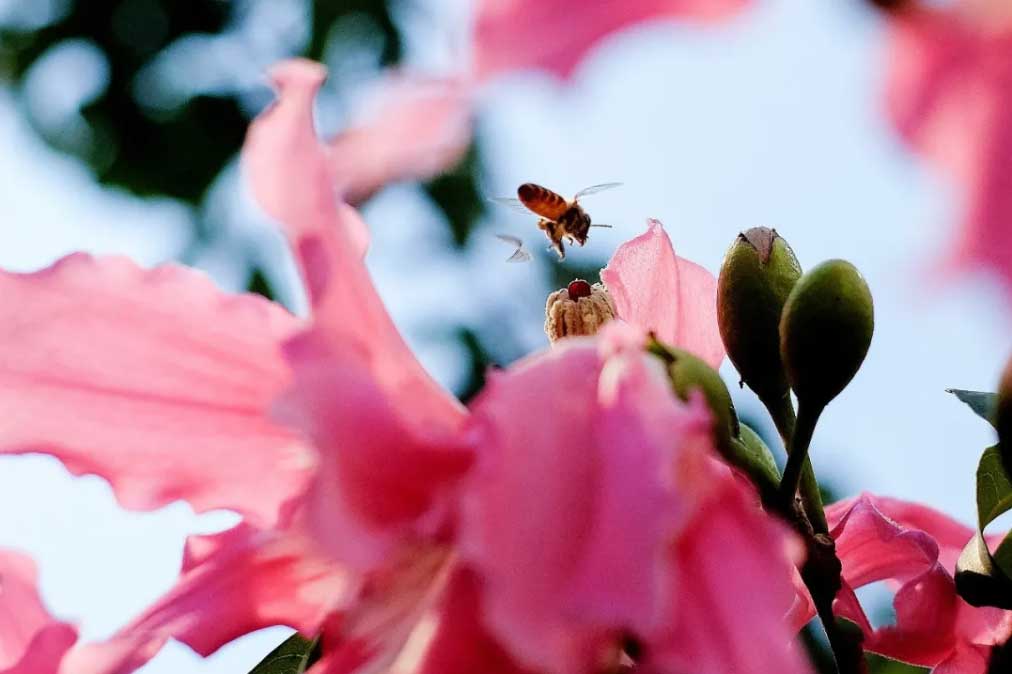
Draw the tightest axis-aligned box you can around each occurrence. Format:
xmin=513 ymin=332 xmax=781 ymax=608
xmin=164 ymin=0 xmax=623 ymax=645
xmin=779 ymin=260 xmax=874 ymax=409
xmin=648 ymin=339 xmax=739 ymax=451
xmin=717 ymin=227 xmax=802 ymax=403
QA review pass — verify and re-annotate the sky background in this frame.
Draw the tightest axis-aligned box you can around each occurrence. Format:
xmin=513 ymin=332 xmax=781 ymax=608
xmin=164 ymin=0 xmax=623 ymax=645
xmin=0 ymin=0 xmax=1009 ymax=671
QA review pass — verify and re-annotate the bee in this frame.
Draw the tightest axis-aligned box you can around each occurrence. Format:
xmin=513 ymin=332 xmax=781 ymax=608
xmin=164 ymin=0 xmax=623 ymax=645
xmin=493 ymin=182 xmax=620 ymax=260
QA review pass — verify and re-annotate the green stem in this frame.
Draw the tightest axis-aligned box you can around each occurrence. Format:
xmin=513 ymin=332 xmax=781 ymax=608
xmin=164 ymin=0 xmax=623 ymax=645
xmin=763 ymin=393 xmax=828 ymax=534
xmin=780 ymin=400 xmax=823 ymax=513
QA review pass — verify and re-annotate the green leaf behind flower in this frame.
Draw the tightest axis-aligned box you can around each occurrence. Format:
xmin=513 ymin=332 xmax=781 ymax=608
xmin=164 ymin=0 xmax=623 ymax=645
xmin=955 ymin=447 xmax=1012 ymax=609
xmin=248 ymin=633 xmax=320 ymax=674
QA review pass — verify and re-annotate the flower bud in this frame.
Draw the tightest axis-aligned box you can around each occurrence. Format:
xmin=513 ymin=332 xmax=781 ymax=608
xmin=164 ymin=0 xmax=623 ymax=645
xmin=717 ymin=227 xmax=801 ymax=403
xmin=648 ymin=340 xmax=739 ymax=450
xmin=544 ymin=280 xmax=616 ymax=343
xmin=779 ymin=260 xmax=874 ymax=408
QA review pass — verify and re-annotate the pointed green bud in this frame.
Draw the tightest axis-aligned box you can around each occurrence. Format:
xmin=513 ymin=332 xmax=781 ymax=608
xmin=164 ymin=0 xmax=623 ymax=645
xmin=779 ymin=260 xmax=874 ymax=409
xmin=717 ymin=227 xmax=802 ymax=403
xmin=648 ymin=339 xmax=738 ymax=452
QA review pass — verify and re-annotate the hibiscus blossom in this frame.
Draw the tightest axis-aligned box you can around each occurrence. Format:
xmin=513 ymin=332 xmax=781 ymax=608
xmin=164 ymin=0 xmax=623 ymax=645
xmin=796 ymin=493 xmax=1012 ymax=673
xmin=0 ymin=58 xmax=804 ymax=673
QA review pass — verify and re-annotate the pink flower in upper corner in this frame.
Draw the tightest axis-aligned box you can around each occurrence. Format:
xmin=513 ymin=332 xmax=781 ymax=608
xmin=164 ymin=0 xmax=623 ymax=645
xmin=0 ymin=549 xmax=159 ymax=674
xmin=797 ymin=493 xmax=1012 ymax=673
xmin=473 ymin=0 xmax=750 ymax=79
xmin=460 ymin=323 xmax=807 ymax=674
xmin=602 ymin=218 xmax=725 ymax=368
xmin=882 ymin=2 xmax=1012 ymax=291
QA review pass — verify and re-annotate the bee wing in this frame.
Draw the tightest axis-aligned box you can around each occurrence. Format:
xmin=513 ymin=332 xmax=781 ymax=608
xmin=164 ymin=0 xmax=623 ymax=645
xmin=496 ymin=234 xmax=532 ymax=263
xmin=573 ymin=182 xmax=623 ymax=199
xmin=489 ymin=197 xmax=536 ymax=215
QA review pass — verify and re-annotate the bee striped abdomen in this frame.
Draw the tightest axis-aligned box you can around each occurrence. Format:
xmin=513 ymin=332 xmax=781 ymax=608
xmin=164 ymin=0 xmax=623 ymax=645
xmin=518 ymin=183 xmax=569 ymax=221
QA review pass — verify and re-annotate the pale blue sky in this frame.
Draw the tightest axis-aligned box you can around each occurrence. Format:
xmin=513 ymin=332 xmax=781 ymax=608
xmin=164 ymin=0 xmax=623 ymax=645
xmin=0 ymin=1 xmax=1008 ymax=671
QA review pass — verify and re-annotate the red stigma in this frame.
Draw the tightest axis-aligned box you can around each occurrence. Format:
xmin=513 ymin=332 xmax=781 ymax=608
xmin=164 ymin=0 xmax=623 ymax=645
xmin=567 ymin=280 xmax=592 ymax=301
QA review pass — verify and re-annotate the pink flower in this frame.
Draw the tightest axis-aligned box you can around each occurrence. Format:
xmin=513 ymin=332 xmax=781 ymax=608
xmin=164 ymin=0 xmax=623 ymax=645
xmin=473 ymin=0 xmax=750 ymax=79
xmin=797 ymin=493 xmax=1012 ymax=673
xmin=882 ymin=3 xmax=1012 ymax=291
xmin=602 ymin=218 xmax=725 ymax=368
xmin=460 ymin=324 xmax=807 ymax=674
xmin=0 ymin=57 xmax=788 ymax=673
xmin=0 ymin=549 xmax=160 ymax=674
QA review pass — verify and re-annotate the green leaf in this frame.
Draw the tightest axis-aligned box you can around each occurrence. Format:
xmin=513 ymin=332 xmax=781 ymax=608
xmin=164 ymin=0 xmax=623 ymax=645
xmin=947 ymin=389 xmax=998 ymax=427
xmin=248 ymin=633 xmax=320 ymax=674
xmin=955 ymin=446 xmax=1012 ymax=608
xmin=975 ymin=446 xmax=1012 ymax=529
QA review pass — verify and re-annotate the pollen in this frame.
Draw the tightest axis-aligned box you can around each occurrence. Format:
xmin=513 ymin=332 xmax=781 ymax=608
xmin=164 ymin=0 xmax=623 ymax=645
xmin=545 ymin=280 xmax=616 ymax=343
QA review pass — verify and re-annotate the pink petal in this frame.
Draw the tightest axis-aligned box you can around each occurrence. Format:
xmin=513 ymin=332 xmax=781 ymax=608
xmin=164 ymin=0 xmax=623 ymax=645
xmin=601 ymin=219 xmax=725 ymax=368
xmin=0 ymin=550 xmax=76 ymax=672
xmin=647 ymin=476 xmax=810 ymax=674
xmin=305 ymin=547 xmax=455 ymax=674
xmin=121 ymin=523 xmax=347 ymax=658
xmin=244 ymin=59 xmax=472 ymax=566
xmin=826 ymin=494 xmax=961 ymax=667
xmin=243 ymin=59 xmax=370 ymax=284
xmin=459 ymin=325 xmax=715 ymax=674
xmin=411 ymin=569 xmax=536 ymax=674
xmin=883 ymin=8 xmax=1012 ymax=292
xmin=4 ymin=624 xmax=78 ymax=674
xmin=474 ymin=0 xmax=749 ymax=79
xmin=327 ymin=75 xmax=473 ymax=206
xmin=933 ymin=643 xmax=991 ymax=674
xmin=0 ymin=254 xmax=310 ymax=527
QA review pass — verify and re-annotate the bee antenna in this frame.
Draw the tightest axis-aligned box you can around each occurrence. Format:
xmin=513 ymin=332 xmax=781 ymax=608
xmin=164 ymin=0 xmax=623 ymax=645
xmin=590 ymin=224 xmax=613 ymax=228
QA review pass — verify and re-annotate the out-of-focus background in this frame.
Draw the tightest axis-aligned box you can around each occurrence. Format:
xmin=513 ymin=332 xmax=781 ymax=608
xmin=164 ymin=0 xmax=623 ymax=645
xmin=0 ymin=1 xmax=1007 ymax=672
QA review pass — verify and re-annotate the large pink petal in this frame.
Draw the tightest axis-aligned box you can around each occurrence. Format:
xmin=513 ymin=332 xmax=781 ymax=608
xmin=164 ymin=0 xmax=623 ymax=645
xmin=647 ymin=475 xmax=809 ymax=674
xmin=0 ymin=254 xmax=310 ymax=527
xmin=474 ymin=0 xmax=749 ymax=80
xmin=327 ymin=75 xmax=472 ymax=206
xmin=244 ymin=59 xmax=471 ymax=566
xmin=120 ymin=523 xmax=347 ymax=658
xmin=601 ymin=219 xmax=724 ymax=367
xmin=460 ymin=324 xmax=714 ymax=674
xmin=884 ymin=8 xmax=1012 ymax=292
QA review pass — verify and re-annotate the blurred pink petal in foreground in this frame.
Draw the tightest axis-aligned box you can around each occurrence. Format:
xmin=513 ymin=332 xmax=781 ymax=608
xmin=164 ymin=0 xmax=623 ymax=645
xmin=799 ymin=494 xmax=1012 ymax=673
xmin=245 ymin=59 xmax=473 ymax=568
xmin=884 ymin=3 xmax=1012 ymax=291
xmin=473 ymin=0 xmax=749 ymax=79
xmin=461 ymin=323 xmax=806 ymax=674
xmin=602 ymin=219 xmax=725 ymax=367
xmin=0 ymin=549 xmax=159 ymax=674
xmin=0 ymin=254 xmax=311 ymax=528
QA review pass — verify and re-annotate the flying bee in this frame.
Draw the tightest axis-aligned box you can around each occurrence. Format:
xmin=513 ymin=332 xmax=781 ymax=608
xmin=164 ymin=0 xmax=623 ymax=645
xmin=492 ymin=182 xmax=621 ymax=260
